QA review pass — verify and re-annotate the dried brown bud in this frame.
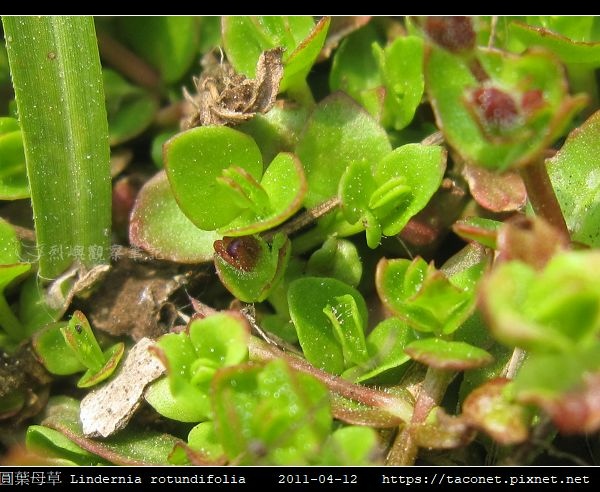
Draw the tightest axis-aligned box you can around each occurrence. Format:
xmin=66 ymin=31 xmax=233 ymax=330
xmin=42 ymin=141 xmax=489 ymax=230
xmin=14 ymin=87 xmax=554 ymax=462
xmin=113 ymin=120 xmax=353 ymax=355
xmin=424 ymin=16 xmax=476 ymax=53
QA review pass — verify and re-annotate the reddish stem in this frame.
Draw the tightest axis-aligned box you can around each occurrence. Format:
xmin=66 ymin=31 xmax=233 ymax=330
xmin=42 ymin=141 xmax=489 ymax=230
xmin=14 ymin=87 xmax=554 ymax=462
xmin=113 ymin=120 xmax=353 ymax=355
xmin=248 ymin=336 xmax=413 ymax=422
xmin=385 ymin=367 xmax=454 ymax=465
xmin=519 ymin=159 xmax=570 ymax=242
xmin=96 ymin=31 xmax=161 ymax=91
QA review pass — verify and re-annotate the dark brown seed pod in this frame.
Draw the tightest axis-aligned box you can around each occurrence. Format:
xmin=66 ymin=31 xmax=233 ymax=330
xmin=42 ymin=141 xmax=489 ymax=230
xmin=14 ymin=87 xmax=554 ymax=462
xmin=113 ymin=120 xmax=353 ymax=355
xmin=214 ymin=236 xmax=261 ymax=272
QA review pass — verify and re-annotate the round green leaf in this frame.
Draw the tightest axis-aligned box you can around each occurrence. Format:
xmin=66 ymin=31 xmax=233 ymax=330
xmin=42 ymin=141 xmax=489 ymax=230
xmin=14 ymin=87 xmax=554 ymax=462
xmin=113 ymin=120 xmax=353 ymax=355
xmin=187 ymin=422 xmax=225 ymax=461
xmin=188 ymin=313 xmax=249 ymax=367
xmin=32 ymin=322 xmax=85 ymax=376
xmin=297 ymin=92 xmax=391 ymax=207
xmin=220 ymin=152 xmax=307 ymax=236
xmin=129 ymin=171 xmax=221 ymax=263
xmin=374 ymin=143 xmax=446 ymax=236
xmin=288 ymin=276 xmax=368 ymax=375
xmin=164 ymin=126 xmax=263 ymax=230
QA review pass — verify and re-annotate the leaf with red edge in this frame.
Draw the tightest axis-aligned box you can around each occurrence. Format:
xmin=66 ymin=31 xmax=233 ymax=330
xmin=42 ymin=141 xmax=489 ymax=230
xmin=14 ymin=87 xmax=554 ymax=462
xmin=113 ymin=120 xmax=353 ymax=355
xmin=405 ymin=338 xmax=493 ymax=370
xmin=462 ymin=163 xmax=526 ymax=213
xmin=463 ymin=378 xmax=530 ymax=445
xmin=129 ymin=171 xmax=220 ymax=263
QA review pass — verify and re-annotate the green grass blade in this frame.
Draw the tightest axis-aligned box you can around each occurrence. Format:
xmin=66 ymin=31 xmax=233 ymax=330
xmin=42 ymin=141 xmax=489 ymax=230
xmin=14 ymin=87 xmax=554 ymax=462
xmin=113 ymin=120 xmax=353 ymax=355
xmin=2 ymin=16 xmax=111 ymax=278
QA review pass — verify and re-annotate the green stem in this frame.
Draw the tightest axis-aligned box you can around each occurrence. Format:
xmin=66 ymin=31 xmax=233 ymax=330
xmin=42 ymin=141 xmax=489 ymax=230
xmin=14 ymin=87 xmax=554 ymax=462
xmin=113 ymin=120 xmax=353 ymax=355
xmin=0 ymin=295 xmax=24 ymax=341
xmin=519 ymin=159 xmax=570 ymax=241
xmin=386 ymin=367 xmax=455 ymax=466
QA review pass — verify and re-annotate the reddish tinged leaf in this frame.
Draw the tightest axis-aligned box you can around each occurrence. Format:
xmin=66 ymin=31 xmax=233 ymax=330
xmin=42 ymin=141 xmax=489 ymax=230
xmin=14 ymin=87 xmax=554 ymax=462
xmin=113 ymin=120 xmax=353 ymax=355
xmin=527 ymin=373 xmax=600 ymax=434
xmin=414 ymin=408 xmax=476 ymax=449
xmin=463 ymin=378 xmax=529 ymax=445
xmin=462 ymin=164 xmax=526 ymax=213
xmin=423 ymin=16 xmax=476 ymax=53
xmin=405 ymin=338 xmax=492 ymax=371
xmin=496 ymin=215 xmax=569 ymax=270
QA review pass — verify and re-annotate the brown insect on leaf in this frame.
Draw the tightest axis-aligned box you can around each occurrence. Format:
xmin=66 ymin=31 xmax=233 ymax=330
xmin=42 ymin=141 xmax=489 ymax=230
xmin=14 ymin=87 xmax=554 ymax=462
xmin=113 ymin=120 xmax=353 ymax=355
xmin=182 ymin=47 xmax=284 ymax=129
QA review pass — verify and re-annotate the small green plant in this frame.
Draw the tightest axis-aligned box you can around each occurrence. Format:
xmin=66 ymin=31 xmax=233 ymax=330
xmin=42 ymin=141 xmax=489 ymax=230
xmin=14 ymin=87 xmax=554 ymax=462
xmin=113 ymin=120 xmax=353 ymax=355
xmin=2 ymin=15 xmax=600 ymax=467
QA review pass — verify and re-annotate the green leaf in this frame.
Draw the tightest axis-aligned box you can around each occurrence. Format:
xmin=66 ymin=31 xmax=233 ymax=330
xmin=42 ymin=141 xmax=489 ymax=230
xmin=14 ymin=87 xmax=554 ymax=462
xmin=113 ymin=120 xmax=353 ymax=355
xmin=376 ymin=257 xmax=475 ymax=335
xmin=164 ymin=126 xmax=263 ymax=230
xmin=27 ymin=425 xmax=107 ymax=466
xmin=32 ymin=322 xmax=85 ymax=375
xmin=145 ymin=331 xmax=209 ymax=422
xmin=212 ymin=359 xmax=332 ymax=465
xmin=405 ymin=338 xmax=493 ymax=370
xmin=19 ymin=276 xmax=62 ymax=337
xmin=510 ymin=21 xmax=600 ymax=64
xmin=547 ymin=110 xmax=600 ymax=247
xmin=373 ymin=143 xmax=446 ymax=236
xmin=61 ymin=311 xmax=106 ymax=372
xmin=215 ymin=234 xmax=290 ymax=303
xmin=288 ymin=277 xmax=368 ymax=375
xmin=481 ymin=251 xmax=600 ymax=353
xmin=188 ymin=313 xmax=249 ymax=370
xmin=0 ymin=121 xmax=29 ymax=199
xmin=347 ymin=317 xmax=415 ymax=383
xmin=306 ymin=237 xmax=362 ymax=288
xmin=222 ymin=16 xmax=329 ymax=93
xmin=220 ymin=152 xmax=307 ymax=236
xmin=37 ymin=396 xmax=181 ymax=465
xmin=115 ymin=17 xmax=198 ymax=84
xmin=77 ymin=342 xmax=124 ymax=388
xmin=323 ymin=294 xmax=368 ymax=366
xmin=318 ymin=426 xmax=379 ymax=465
xmin=452 ymin=217 xmax=501 ymax=249
xmin=187 ymin=421 xmax=225 ymax=461
xmin=513 ymin=343 xmax=600 ymax=401
xmin=375 ymin=35 xmax=424 ymax=130
xmin=103 ymin=69 xmax=158 ymax=146
xmin=239 ymin=103 xmax=309 ymax=164
xmin=129 ymin=171 xmax=221 ymax=263
xmin=425 ymin=45 xmax=586 ymax=171
xmin=296 ymin=92 xmax=391 ymax=207
xmin=0 ymin=217 xmax=21 ymax=264
xmin=329 ymin=24 xmax=385 ymax=117
xmin=3 ymin=16 xmax=111 ymax=278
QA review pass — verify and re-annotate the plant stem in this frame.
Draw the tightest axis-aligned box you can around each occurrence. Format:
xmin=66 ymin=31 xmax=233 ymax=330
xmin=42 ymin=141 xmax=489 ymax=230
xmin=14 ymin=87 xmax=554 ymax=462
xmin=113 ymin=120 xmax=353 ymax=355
xmin=248 ymin=336 xmax=413 ymax=423
xmin=262 ymin=196 xmax=341 ymax=242
xmin=386 ymin=367 xmax=455 ymax=466
xmin=96 ymin=30 xmax=161 ymax=92
xmin=519 ymin=159 xmax=570 ymax=241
